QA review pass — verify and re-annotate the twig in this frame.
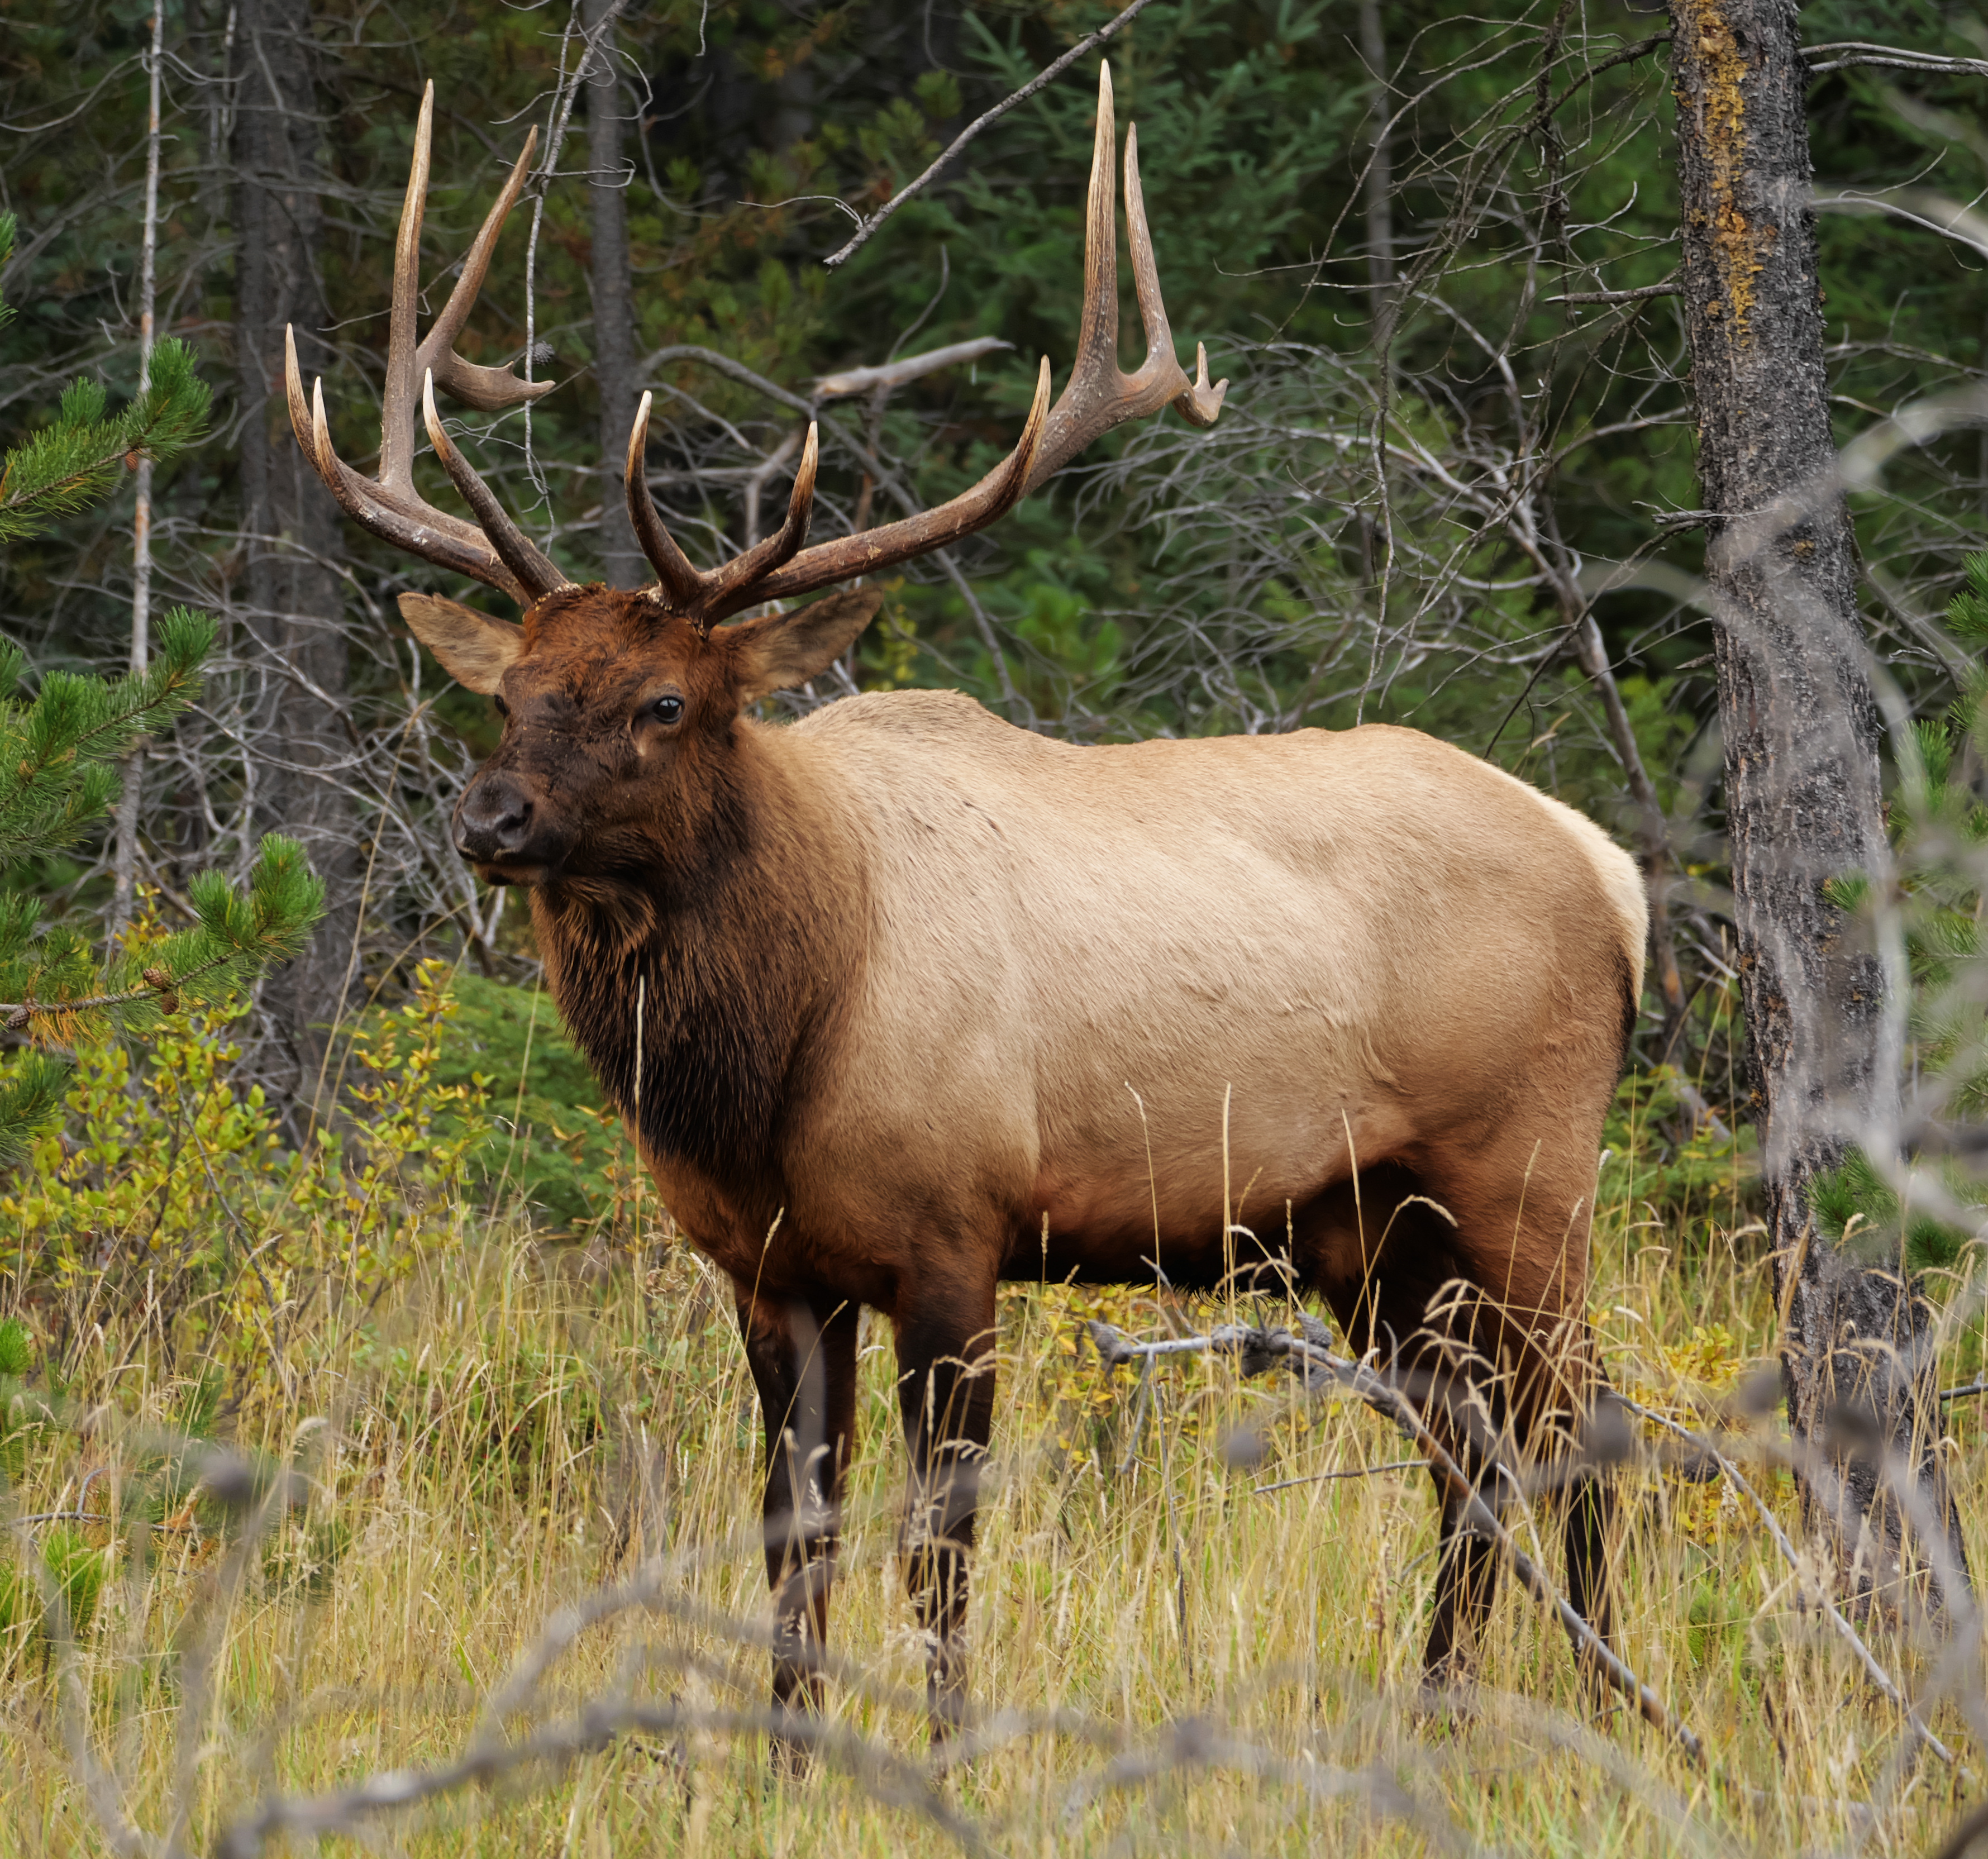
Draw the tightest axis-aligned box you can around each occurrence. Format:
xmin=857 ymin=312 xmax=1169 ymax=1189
xmin=822 ymin=0 xmax=1168 ymax=269
xmin=213 ymin=1700 xmax=989 ymax=1858
xmin=6 ymin=1511 xmax=194 ymax=1532
xmin=1549 ymin=279 xmax=1681 ymax=305
xmin=642 ymin=343 xmax=814 ymax=415
xmin=1252 ymin=1458 xmax=1427 ymax=1495
xmin=1057 ymin=1717 xmax=1483 ymax=1855
xmin=1939 ymin=1376 xmax=1988 ymax=1403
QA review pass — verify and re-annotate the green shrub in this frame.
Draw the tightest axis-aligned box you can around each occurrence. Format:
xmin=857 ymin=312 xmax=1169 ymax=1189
xmin=423 ymin=973 xmax=628 ymax=1231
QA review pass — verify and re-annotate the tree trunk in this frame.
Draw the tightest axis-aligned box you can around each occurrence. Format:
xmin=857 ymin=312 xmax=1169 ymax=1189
xmin=1357 ymin=0 xmax=1395 ymax=312
xmin=585 ymin=0 xmax=644 ymax=587
xmin=111 ymin=0 xmax=166 ymax=947
xmin=231 ymin=0 xmax=359 ymax=1135
xmin=1668 ymin=0 xmax=1967 ymax=1610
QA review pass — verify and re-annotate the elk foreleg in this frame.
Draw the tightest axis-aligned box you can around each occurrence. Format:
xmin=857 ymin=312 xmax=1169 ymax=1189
xmin=893 ymin=1285 xmax=998 ymax=1749
xmin=1424 ymin=1457 xmax=1505 ymax=1700
xmin=737 ymin=1290 xmax=859 ymax=1772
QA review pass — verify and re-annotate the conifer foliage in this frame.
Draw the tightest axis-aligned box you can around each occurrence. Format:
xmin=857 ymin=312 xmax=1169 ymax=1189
xmin=0 ymin=213 xmax=322 ymax=1162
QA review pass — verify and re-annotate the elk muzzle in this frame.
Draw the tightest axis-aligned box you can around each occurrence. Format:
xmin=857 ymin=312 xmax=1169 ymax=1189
xmin=455 ymin=770 xmax=555 ymax=880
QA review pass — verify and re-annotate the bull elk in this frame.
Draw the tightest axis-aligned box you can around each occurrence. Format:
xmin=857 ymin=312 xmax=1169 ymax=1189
xmin=290 ymin=71 xmax=1644 ymax=1748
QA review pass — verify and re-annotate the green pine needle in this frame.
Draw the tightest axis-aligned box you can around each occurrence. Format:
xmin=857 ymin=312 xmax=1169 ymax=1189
xmin=0 ymin=274 xmax=321 ymax=1159
xmin=0 ymin=340 xmax=212 ymax=547
xmin=0 ymin=1052 xmax=73 ymax=1169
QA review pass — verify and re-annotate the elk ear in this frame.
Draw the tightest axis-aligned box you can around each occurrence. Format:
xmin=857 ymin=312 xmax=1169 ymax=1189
xmin=726 ymin=588 xmax=883 ymax=704
xmin=398 ymin=592 xmax=525 ymax=694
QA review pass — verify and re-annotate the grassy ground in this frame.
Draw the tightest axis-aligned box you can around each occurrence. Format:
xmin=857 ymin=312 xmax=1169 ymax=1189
xmin=1 ymin=1084 xmax=1983 ymax=1856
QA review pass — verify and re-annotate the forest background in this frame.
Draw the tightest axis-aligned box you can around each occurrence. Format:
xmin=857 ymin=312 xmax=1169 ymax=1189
xmin=10 ymin=0 xmax=1988 ymax=1853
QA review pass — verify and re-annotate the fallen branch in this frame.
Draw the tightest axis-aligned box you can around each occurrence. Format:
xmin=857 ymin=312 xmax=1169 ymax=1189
xmin=1087 ymin=1319 xmax=1706 ymax=1766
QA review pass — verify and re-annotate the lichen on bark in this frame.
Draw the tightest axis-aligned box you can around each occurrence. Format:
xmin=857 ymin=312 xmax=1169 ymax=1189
xmin=1675 ymin=0 xmax=1766 ymax=337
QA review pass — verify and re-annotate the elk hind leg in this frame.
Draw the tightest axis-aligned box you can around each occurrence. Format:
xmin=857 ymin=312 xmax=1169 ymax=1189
xmin=1422 ymin=1132 xmax=1623 ymax=1688
xmin=893 ymin=1283 xmax=997 ymax=1750
xmin=738 ymin=1291 xmax=859 ymax=1773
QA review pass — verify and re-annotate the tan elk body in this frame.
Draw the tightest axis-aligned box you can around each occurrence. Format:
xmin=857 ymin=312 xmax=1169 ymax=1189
xmin=590 ymin=688 xmax=1646 ymax=1304
xmin=293 ymin=70 xmax=1644 ymax=1750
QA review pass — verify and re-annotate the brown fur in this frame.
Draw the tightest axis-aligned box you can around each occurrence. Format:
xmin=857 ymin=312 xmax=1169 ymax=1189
xmin=422 ymin=583 xmax=1648 ymax=1738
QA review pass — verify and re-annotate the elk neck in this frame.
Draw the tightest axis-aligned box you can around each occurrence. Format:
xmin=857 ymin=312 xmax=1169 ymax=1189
xmin=527 ymin=716 xmax=864 ymax=1197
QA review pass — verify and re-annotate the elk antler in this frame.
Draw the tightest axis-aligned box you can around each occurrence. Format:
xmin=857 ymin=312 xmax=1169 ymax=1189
xmin=625 ymin=60 xmax=1224 ymax=630
xmin=285 ymin=83 xmax=569 ymax=606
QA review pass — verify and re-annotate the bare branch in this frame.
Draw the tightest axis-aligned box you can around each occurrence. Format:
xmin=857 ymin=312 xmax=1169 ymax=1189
xmin=814 ymin=336 xmax=1014 ymax=401
xmin=821 ymin=0 xmax=1169 ymax=270
xmin=1803 ymin=42 xmax=1988 ymax=79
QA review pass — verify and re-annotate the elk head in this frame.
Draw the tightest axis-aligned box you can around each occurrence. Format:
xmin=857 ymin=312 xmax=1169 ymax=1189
xmin=288 ymin=68 xmax=1226 ymax=889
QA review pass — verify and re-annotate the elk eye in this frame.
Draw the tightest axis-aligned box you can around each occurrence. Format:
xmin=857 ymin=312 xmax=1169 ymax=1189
xmin=651 ymin=694 xmax=684 ymax=726
xmin=493 ymin=694 xmax=510 ymax=719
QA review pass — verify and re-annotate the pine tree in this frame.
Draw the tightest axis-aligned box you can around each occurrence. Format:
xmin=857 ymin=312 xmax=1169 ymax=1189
xmin=0 ymin=212 xmax=322 ymax=1162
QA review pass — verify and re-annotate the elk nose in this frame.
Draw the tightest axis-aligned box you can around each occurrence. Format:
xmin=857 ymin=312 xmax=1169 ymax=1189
xmin=455 ymin=773 xmax=535 ymax=862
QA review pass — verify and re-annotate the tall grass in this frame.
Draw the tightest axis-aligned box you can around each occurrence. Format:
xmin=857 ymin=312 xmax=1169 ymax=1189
xmin=0 ymin=1025 xmax=1981 ymax=1854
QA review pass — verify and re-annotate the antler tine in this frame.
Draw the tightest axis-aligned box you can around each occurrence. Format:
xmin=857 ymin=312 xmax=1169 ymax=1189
xmin=625 ymin=392 xmax=707 ymax=608
xmin=379 ymin=83 xmax=436 ymax=495
xmin=702 ymin=423 xmax=820 ymax=621
xmin=285 ymin=90 xmax=565 ymax=608
xmin=1021 ymin=61 xmax=1227 ymax=490
xmin=726 ymin=359 xmax=1051 ymax=621
xmin=423 ymin=373 xmax=570 ymax=600
xmin=652 ymin=61 xmax=1218 ymax=627
xmin=418 ymin=123 xmax=555 ymax=413
xmin=1124 ymin=125 xmax=1226 ymax=430
xmin=289 ymin=335 xmax=528 ymax=603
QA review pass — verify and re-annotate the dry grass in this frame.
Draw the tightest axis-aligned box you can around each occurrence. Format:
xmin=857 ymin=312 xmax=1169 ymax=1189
xmin=1 ymin=1175 xmax=1983 ymax=1856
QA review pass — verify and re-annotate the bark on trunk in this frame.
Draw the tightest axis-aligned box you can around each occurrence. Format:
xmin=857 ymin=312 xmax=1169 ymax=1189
xmin=585 ymin=0 xmax=644 ymax=587
xmin=1357 ymin=0 xmax=1395 ymax=309
xmin=1668 ymin=0 xmax=1966 ymax=1611
xmin=231 ymin=0 xmax=359 ymax=1134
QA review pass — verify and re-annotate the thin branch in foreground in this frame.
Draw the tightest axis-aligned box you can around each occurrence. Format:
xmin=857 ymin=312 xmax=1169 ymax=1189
xmin=1803 ymin=42 xmax=1988 ymax=78
xmin=211 ymin=1700 xmax=989 ymax=1859
xmin=1057 ymin=1717 xmax=1485 ymax=1856
xmin=821 ymin=0 xmax=1166 ymax=269
xmin=1086 ymin=1320 xmax=1707 ymax=1766
xmin=1622 ymin=1400 xmax=1966 ymax=1773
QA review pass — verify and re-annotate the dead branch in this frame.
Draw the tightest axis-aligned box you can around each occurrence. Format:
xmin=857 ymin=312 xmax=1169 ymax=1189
xmin=1803 ymin=42 xmax=1988 ymax=78
xmin=814 ymin=336 xmax=1014 ymax=401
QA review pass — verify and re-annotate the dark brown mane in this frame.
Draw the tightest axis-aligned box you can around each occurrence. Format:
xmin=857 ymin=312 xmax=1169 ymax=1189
xmin=530 ymin=730 xmax=862 ymax=1195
